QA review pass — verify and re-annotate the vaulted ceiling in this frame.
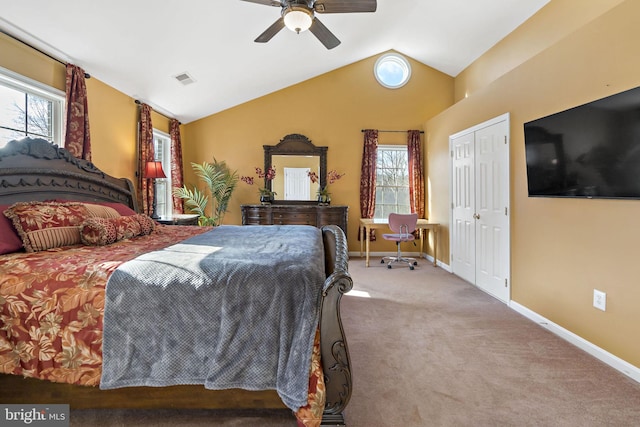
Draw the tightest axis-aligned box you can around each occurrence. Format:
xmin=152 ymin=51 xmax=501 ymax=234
xmin=0 ymin=0 xmax=549 ymax=123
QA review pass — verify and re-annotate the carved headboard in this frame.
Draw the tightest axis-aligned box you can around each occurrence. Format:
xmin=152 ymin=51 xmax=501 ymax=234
xmin=0 ymin=137 xmax=137 ymax=210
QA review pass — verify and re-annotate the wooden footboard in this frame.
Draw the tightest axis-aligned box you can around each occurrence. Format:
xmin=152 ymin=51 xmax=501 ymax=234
xmin=320 ymin=225 xmax=353 ymax=426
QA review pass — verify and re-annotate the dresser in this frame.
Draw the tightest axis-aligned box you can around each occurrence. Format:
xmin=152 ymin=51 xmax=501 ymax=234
xmin=241 ymin=204 xmax=348 ymax=234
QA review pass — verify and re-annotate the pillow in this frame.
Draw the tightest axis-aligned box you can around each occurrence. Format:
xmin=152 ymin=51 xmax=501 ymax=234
xmin=98 ymin=202 xmax=137 ymax=216
xmin=114 ymin=215 xmax=143 ymax=241
xmin=136 ymin=214 xmax=156 ymax=235
xmin=51 ymin=199 xmax=137 ymax=216
xmin=4 ymin=202 xmax=90 ymax=252
xmin=80 ymin=214 xmax=155 ymax=246
xmin=84 ymin=203 xmax=121 ymax=219
xmin=79 ymin=217 xmax=118 ymax=246
xmin=0 ymin=204 xmax=24 ymax=254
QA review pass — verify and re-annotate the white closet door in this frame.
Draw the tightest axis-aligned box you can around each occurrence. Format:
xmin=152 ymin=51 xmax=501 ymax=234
xmin=474 ymin=121 xmax=510 ymax=302
xmin=450 ymin=114 xmax=510 ymax=303
xmin=451 ymin=132 xmax=476 ymax=285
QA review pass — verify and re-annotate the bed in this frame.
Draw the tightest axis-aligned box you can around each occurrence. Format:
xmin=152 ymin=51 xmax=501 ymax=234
xmin=0 ymin=137 xmax=353 ymax=427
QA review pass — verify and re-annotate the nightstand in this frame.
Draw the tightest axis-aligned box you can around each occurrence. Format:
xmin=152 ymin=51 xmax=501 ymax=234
xmin=156 ymin=214 xmax=199 ymax=226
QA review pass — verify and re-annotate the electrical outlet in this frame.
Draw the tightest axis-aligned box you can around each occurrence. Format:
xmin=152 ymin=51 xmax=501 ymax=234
xmin=593 ymin=289 xmax=606 ymax=311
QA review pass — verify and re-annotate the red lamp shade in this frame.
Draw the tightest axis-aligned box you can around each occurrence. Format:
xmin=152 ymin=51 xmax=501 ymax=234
xmin=144 ymin=161 xmax=167 ymax=179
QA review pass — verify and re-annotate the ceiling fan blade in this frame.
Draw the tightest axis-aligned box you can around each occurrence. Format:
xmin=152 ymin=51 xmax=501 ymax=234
xmin=240 ymin=0 xmax=282 ymax=7
xmin=314 ymin=0 xmax=377 ymax=13
xmin=309 ymin=17 xmax=340 ymax=49
xmin=255 ymin=17 xmax=286 ymax=43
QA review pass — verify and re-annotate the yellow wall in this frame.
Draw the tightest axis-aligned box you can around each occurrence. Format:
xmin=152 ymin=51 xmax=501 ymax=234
xmin=85 ymin=78 xmax=138 ymax=182
xmin=427 ymin=0 xmax=640 ymax=367
xmin=454 ymin=0 xmax=626 ymax=102
xmin=182 ymin=51 xmax=454 ymax=252
xmin=0 ymin=33 xmax=65 ymax=88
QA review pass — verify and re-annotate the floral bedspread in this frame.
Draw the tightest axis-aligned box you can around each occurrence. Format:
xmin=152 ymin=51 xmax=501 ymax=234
xmin=0 ymin=224 xmax=324 ymax=426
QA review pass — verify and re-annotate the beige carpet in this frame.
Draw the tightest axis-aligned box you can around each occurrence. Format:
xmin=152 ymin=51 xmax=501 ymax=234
xmin=72 ymin=257 xmax=640 ymax=426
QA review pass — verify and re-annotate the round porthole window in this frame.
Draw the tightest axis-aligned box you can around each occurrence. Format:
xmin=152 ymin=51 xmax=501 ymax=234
xmin=374 ymin=53 xmax=411 ymax=89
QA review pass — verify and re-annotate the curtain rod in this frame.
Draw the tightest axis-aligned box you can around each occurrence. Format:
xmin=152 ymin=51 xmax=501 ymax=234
xmin=0 ymin=29 xmax=90 ymax=79
xmin=135 ymin=99 xmax=181 ymax=125
xmin=361 ymin=129 xmax=424 ymax=134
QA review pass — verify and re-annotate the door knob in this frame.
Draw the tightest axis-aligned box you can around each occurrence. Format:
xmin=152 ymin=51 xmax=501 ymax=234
xmin=473 ymin=213 xmax=480 ymax=220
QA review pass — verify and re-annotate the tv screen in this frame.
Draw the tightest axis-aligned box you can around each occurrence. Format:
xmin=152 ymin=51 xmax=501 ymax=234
xmin=524 ymin=85 xmax=640 ymax=199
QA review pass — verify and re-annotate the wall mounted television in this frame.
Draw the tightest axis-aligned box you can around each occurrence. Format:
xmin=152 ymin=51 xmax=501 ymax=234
xmin=524 ymin=85 xmax=640 ymax=199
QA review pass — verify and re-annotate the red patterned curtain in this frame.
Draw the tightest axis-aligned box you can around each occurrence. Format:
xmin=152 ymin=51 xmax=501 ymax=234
xmin=408 ymin=130 xmax=425 ymax=218
xmin=359 ymin=129 xmax=378 ymax=241
xmin=169 ymin=118 xmax=184 ymax=214
xmin=137 ymin=103 xmax=155 ymax=215
xmin=64 ymin=64 xmax=91 ymax=161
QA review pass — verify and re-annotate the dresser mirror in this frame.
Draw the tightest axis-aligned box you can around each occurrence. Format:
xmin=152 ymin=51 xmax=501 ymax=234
xmin=264 ymin=134 xmax=327 ymax=204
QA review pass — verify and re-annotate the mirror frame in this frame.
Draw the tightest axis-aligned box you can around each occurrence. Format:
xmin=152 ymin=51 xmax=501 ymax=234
xmin=264 ymin=134 xmax=327 ymax=204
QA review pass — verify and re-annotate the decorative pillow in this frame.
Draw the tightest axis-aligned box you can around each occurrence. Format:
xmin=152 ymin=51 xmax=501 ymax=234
xmin=84 ymin=203 xmax=121 ymax=219
xmin=4 ymin=202 xmax=90 ymax=252
xmin=0 ymin=204 xmax=24 ymax=254
xmin=80 ymin=217 xmax=118 ymax=246
xmin=136 ymin=214 xmax=156 ymax=235
xmin=113 ymin=215 xmax=143 ymax=241
xmin=98 ymin=202 xmax=137 ymax=216
xmin=80 ymin=214 xmax=155 ymax=246
xmin=51 ymin=200 xmax=137 ymax=216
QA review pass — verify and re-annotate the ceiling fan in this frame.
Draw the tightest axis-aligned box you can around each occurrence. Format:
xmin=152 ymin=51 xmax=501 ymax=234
xmin=241 ymin=0 xmax=377 ymax=50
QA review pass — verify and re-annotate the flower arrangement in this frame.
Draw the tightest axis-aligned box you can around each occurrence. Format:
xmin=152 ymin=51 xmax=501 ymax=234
xmin=308 ymin=169 xmax=344 ymax=204
xmin=241 ymin=166 xmax=277 ymax=201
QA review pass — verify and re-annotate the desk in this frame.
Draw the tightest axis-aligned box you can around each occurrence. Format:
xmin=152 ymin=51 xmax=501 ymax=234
xmin=359 ymin=218 xmax=439 ymax=267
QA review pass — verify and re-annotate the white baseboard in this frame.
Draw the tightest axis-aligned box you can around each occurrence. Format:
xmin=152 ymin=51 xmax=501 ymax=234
xmin=510 ymin=301 xmax=640 ymax=384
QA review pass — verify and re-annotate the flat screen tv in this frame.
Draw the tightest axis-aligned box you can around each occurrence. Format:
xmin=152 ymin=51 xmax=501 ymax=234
xmin=524 ymin=85 xmax=640 ymax=199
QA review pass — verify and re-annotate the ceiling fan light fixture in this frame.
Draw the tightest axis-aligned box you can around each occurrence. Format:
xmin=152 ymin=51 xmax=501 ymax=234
xmin=283 ymin=7 xmax=313 ymax=34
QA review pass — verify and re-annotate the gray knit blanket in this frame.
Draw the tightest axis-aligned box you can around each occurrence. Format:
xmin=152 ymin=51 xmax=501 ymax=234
xmin=100 ymin=225 xmax=325 ymax=411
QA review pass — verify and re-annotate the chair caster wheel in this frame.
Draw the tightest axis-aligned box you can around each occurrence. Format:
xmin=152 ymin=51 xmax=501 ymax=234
xmin=387 ymin=265 xmax=392 ymax=269
xmin=381 ymin=259 xmax=385 ymax=264
xmin=413 ymin=261 xmax=418 ymax=266
xmin=410 ymin=266 xmax=415 ymax=270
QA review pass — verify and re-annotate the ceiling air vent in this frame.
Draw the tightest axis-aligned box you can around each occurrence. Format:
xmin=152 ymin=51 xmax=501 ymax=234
xmin=173 ymin=72 xmax=195 ymax=85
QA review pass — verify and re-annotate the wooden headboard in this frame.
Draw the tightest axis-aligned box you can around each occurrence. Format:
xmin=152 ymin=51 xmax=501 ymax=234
xmin=0 ymin=137 xmax=137 ymax=211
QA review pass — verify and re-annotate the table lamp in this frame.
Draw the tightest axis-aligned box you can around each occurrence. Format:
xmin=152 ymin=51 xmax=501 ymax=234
xmin=144 ymin=161 xmax=166 ymax=219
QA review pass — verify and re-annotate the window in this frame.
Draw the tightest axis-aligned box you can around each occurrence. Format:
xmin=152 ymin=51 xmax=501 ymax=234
xmin=153 ymin=130 xmax=173 ymax=218
xmin=0 ymin=66 xmax=65 ymax=148
xmin=374 ymin=53 xmax=411 ymax=89
xmin=374 ymin=145 xmax=410 ymax=219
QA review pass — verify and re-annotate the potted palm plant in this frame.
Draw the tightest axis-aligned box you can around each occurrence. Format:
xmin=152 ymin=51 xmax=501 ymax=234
xmin=173 ymin=158 xmax=239 ymax=226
